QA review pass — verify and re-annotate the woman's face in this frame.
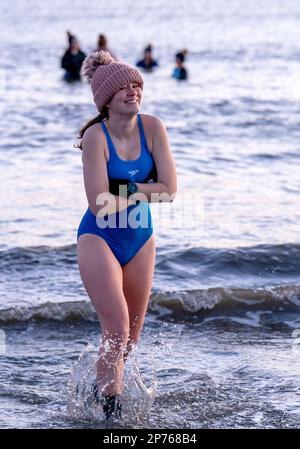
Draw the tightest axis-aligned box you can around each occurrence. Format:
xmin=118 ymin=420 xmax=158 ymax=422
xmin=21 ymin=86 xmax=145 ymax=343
xmin=107 ymin=82 xmax=142 ymax=115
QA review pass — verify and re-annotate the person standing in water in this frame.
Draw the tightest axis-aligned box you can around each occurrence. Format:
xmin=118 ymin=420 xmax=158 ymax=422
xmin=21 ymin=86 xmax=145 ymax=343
xmin=136 ymin=44 xmax=158 ymax=71
xmin=61 ymin=31 xmax=86 ymax=81
xmin=172 ymin=49 xmax=188 ymax=80
xmin=95 ymin=33 xmax=118 ymax=60
xmin=76 ymin=51 xmax=177 ymax=420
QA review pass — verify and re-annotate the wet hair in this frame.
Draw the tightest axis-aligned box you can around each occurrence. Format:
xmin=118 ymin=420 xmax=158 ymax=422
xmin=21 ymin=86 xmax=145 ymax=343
xmin=98 ymin=34 xmax=108 ymax=48
xmin=67 ymin=30 xmax=76 ymax=47
xmin=176 ymin=48 xmax=188 ymax=62
xmin=144 ymin=44 xmax=152 ymax=53
xmin=176 ymin=52 xmax=185 ymax=63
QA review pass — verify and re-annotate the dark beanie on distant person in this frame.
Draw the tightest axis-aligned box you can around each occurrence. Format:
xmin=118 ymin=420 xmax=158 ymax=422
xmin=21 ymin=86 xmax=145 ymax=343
xmin=176 ymin=52 xmax=185 ymax=63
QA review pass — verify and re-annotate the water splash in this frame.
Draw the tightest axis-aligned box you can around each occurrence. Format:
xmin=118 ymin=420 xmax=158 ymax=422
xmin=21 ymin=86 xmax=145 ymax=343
xmin=66 ymin=343 xmax=157 ymax=426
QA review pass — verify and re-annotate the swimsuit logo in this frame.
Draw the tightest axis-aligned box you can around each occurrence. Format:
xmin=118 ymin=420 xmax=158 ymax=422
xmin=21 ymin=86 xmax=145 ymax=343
xmin=128 ymin=169 xmax=140 ymax=177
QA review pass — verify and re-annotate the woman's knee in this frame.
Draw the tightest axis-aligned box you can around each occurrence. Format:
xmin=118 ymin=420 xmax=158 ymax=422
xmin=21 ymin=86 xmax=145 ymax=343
xmin=101 ymin=317 xmax=130 ymax=346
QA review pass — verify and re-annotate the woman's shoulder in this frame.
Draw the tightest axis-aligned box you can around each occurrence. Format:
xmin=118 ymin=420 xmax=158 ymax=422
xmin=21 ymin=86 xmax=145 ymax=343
xmin=139 ymin=113 xmax=166 ymax=153
xmin=139 ymin=113 xmax=164 ymax=132
xmin=139 ymin=113 xmax=160 ymax=124
xmin=140 ymin=113 xmax=166 ymax=133
xmin=81 ymin=121 xmax=109 ymax=160
xmin=81 ymin=122 xmax=102 ymax=143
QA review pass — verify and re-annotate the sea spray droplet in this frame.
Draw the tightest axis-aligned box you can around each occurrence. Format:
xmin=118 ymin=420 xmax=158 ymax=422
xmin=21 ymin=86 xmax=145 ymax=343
xmin=66 ymin=343 xmax=157 ymax=425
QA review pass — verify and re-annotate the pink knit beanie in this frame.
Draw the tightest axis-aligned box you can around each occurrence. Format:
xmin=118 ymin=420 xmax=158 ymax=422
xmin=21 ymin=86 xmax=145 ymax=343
xmin=81 ymin=50 xmax=144 ymax=112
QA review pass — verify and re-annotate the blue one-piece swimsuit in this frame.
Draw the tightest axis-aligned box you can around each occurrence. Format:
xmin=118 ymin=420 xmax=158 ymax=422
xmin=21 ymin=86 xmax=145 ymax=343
xmin=77 ymin=113 xmax=154 ymax=267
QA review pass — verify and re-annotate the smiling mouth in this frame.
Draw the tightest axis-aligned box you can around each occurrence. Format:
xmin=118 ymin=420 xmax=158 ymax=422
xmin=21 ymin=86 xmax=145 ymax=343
xmin=125 ymin=99 xmax=138 ymax=104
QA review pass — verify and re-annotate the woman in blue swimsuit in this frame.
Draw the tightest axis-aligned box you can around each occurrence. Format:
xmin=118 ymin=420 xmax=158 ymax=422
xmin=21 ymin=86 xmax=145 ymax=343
xmin=76 ymin=51 xmax=177 ymax=419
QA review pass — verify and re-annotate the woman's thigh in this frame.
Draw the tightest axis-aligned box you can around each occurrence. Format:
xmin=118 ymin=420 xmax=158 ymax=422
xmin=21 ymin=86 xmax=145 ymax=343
xmin=77 ymin=233 xmax=129 ymax=330
xmin=122 ymin=235 xmax=156 ymax=339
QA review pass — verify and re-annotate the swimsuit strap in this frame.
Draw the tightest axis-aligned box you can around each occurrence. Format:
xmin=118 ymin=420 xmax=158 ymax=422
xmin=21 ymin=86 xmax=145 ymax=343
xmin=100 ymin=120 xmax=114 ymax=152
xmin=137 ymin=113 xmax=148 ymax=150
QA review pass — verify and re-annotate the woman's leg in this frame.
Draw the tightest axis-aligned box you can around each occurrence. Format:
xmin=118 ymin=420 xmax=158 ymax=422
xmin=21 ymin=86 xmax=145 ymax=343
xmin=77 ymin=233 xmax=129 ymax=396
xmin=122 ymin=235 xmax=156 ymax=361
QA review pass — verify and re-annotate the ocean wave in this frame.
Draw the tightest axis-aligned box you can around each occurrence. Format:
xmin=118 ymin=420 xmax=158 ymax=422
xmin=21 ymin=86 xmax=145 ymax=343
xmin=1 ymin=243 xmax=300 ymax=280
xmin=0 ymin=244 xmax=76 ymax=273
xmin=0 ymin=285 xmax=299 ymax=325
xmin=150 ymin=285 xmax=300 ymax=313
xmin=155 ymin=243 xmax=300 ymax=281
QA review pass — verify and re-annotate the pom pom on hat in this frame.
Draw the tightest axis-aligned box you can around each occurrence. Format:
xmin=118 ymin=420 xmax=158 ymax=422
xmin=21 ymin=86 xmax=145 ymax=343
xmin=81 ymin=50 xmax=114 ymax=82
